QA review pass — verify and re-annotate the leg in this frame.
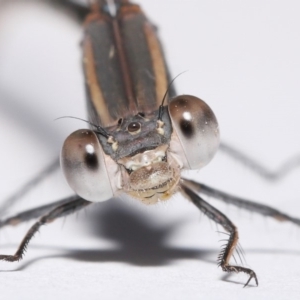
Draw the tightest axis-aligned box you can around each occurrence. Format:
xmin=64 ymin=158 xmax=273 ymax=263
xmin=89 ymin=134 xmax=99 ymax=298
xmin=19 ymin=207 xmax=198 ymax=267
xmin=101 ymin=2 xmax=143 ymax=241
xmin=181 ymin=182 xmax=258 ymax=287
xmin=0 ymin=196 xmax=91 ymax=262
xmin=220 ymin=142 xmax=300 ymax=181
xmin=182 ymin=179 xmax=300 ymax=226
xmin=0 ymin=195 xmax=80 ymax=229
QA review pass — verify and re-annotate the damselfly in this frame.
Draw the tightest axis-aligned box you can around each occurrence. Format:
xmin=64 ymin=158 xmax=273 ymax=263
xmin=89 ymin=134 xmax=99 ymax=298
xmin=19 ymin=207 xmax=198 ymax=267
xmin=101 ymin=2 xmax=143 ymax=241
xmin=0 ymin=0 xmax=300 ymax=289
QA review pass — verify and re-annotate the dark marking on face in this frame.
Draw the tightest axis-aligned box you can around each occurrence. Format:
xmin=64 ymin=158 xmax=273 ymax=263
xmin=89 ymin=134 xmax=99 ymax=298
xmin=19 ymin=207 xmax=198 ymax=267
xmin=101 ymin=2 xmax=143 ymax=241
xmin=85 ymin=152 xmax=99 ymax=170
xmin=179 ymin=119 xmax=194 ymax=139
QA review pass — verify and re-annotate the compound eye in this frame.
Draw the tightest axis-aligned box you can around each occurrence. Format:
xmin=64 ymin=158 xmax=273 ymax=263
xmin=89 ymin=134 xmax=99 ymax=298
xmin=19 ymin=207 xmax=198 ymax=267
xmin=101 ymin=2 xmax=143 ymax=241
xmin=168 ymin=95 xmax=220 ymax=169
xmin=60 ymin=129 xmax=113 ymax=202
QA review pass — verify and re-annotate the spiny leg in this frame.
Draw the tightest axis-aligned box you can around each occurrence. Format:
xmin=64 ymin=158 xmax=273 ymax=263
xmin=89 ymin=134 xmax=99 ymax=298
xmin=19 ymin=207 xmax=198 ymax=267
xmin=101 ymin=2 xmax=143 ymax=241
xmin=181 ymin=182 xmax=258 ymax=287
xmin=0 ymin=197 xmax=91 ymax=262
xmin=183 ymin=179 xmax=300 ymax=226
xmin=220 ymin=142 xmax=300 ymax=181
xmin=0 ymin=195 xmax=80 ymax=229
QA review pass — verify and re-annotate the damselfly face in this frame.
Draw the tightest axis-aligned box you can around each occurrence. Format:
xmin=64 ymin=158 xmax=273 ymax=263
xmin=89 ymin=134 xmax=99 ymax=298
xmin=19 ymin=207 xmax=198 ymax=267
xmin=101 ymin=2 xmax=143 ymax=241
xmin=61 ymin=96 xmax=219 ymax=204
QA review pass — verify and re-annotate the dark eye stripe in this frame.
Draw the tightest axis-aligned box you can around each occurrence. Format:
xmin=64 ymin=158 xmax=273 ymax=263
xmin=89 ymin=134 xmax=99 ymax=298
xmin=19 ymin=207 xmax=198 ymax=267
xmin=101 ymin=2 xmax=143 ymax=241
xmin=84 ymin=152 xmax=99 ymax=170
xmin=179 ymin=119 xmax=194 ymax=139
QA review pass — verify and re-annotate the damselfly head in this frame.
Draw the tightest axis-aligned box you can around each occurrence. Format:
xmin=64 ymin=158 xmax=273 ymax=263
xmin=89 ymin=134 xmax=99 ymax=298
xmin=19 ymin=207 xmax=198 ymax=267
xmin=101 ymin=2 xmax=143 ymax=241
xmin=60 ymin=96 xmax=219 ymax=204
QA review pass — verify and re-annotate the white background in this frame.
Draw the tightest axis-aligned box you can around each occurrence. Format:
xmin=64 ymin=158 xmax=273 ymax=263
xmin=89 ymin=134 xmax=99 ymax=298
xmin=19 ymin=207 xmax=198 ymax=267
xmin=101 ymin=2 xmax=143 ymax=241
xmin=0 ymin=0 xmax=300 ymax=299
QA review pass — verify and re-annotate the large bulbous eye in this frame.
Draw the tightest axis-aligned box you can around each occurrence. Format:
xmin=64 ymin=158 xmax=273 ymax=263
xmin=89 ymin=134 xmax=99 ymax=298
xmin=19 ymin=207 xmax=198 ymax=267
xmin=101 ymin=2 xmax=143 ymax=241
xmin=168 ymin=95 xmax=220 ymax=169
xmin=60 ymin=129 xmax=114 ymax=202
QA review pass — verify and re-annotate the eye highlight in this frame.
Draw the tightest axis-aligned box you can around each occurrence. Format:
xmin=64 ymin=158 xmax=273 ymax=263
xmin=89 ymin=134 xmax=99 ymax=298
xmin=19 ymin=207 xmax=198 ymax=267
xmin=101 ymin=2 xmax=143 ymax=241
xmin=168 ymin=95 xmax=220 ymax=170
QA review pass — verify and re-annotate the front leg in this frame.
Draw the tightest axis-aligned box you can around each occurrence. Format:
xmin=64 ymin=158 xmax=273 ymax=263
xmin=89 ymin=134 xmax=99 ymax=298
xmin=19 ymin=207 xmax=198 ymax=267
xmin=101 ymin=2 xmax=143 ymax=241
xmin=181 ymin=182 xmax=258 ymax=287
xmin=0 ymin=197 xmax=91 ymax=262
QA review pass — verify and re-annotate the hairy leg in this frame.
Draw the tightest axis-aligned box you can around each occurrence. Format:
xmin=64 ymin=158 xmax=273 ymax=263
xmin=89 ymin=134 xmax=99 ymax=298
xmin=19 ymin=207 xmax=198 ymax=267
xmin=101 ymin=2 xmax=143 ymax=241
xmin=0 ymin=196 xmax=91 ymax=262
xmin=0 ymin=195 xmax=81 ymax=228
xmin=181 ymin=182 xmax=258 ymax=287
